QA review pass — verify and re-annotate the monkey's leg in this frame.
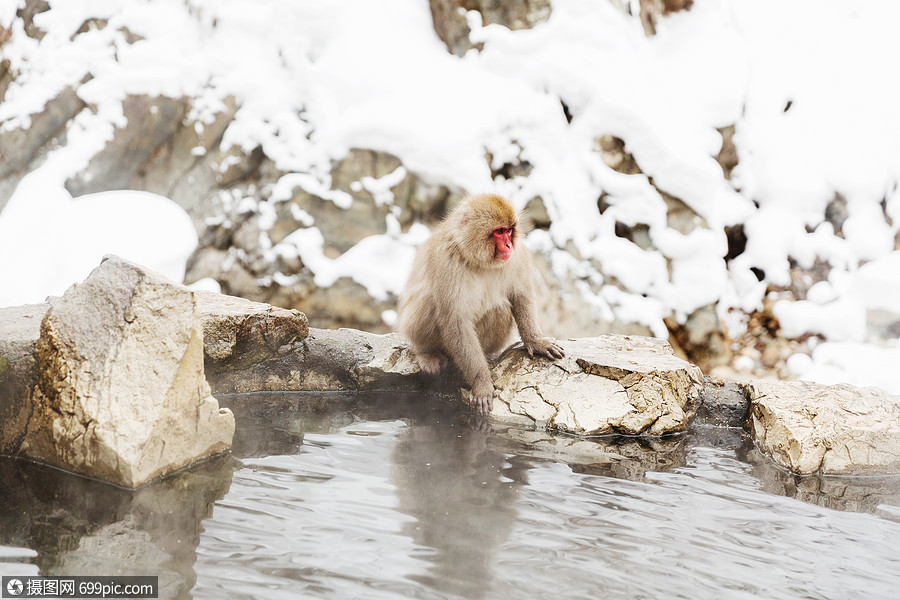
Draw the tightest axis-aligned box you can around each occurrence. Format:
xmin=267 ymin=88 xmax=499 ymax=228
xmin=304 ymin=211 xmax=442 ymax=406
xmin=415 ymin=351 xmax=447 ymax=375
xmin=476 ymin=305 xmax=515 ymax=356
xmin=445 ymin=318 xmax=496 ymax=416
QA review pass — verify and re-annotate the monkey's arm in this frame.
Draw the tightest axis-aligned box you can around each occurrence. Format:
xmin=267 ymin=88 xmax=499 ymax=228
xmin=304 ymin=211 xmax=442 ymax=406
xmin=443 ymin=315 xmax=496 ymax=415
xmin=510 ymin=293 xmax=565 ymax=359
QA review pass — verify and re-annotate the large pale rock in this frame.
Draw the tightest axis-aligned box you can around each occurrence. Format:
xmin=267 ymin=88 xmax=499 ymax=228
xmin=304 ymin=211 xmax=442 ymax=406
xmin=20 ymin=256 xmax=235 ymax=488
xmin=748 ymin=380 xmax=900 ymax=475
xmin=481 ymin=336 xmax=704 ymax=436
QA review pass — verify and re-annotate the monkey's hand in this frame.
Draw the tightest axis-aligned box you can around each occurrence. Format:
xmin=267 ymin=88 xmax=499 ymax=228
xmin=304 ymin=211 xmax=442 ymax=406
xmin=524 ymin=337 xmax=565 ymax=360
xmin=469 ymin=379 xmax=495 ymax=416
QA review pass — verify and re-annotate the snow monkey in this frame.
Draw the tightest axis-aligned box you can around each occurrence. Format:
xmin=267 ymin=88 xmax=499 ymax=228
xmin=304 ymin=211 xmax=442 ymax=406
xmin=398 ymin=193 xmax=565 ymax=415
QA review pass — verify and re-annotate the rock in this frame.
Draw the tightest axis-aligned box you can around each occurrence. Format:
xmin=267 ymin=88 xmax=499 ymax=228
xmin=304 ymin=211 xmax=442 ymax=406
xmin=594 ymin=134 xmax=730 ymax=366
xmin=695 ymin=377 xmax=749 ymax=427
xmin=65 ymin=96 xmax=191 ymax=197
xmin=272 ymin=148 xmax=459 ymax=255
xmin=530 ymin=251 xmax=656 ymax=341
xmin=660 ymin=190 xmax=706 ymax=235
xmin=10 ymin=264 xmax=900 ymax=477
xmin=487 ymin=141 xmax=534 ymax=180
xmin=290 ymin=329 xmax=387 ymax=392
xmin=0 ymin=303 xmax=48 ymax=454
xmin=63 ymin=94 xmax=242 ymax=228
xmin=13 ymin=0 xmax=51 ymax=40
xmin=665 ymin=304 xmax=732 ymax=370
xmin=608 ymin=0 xmax=694 ymax=36
xmin=207 ymin=323 xmax=701 ymax=438
xmin=716 ymin=124 xmax=738 ymax=180
xmin=19 ymin=255 xmax=234 ymax=488
xmin=595 ymin=135 xmax=642 ymax=175
xmin=523 ymin=196 xmax=551 ymax=230
xmin=475 ymin=336 xmax=704 ymax=436
xmin=429 ymin=0 xmax=552 ymax=56
xmin=428 ymin=0 xmax=478 ymax=57
xmin=205 ymin=323 xmax=701 ymax=440
xmin=266 ymin=275 xmax=396 ymax=333
xmin=351 ymin=331 xmax=426 ymax=389
xmin=197 ymin=292 xmax=406 ymax=394
xmin=824 ymin=193 xmax=849 ymax=237
xmin=595 ymin=135 xmax=706 ymax=234
xmin=195 ymin=290 xmax=309 ymax=369
xmin=184 ymin=147 xmax=462 ymax=332
xmin=748 ymin=379 xmax=900 ymax=475
xmin=0 ymin=86 xmax=85 ymax=211
xmin=471 ymin=0 xmax=552 ymax=31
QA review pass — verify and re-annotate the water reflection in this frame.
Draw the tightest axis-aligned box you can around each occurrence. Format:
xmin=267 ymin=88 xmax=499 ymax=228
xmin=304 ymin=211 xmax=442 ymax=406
xmin=0 ymin=455 xmax=233 ymax=598
xmin=392 ymin=414 xmax=527 ymax=598
xmin=492 ymin=426 xmax=689 ymax=479
xmin=227 ymin=391 xmax=357 ymax=459
xmin=219 ymin=391 xmax=526 ymax=598
xmin=741 ymin=441 xmax=900 ymax=516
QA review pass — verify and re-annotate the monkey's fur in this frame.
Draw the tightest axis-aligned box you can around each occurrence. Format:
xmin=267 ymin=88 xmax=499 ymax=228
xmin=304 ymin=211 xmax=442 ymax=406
xmin=398 ymin=194 xmax=564 ymax=415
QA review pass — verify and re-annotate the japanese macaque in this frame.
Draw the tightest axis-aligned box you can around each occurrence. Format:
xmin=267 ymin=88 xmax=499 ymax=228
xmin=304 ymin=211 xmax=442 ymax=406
xmin=398 ymin=193 xmax=565 ymax=415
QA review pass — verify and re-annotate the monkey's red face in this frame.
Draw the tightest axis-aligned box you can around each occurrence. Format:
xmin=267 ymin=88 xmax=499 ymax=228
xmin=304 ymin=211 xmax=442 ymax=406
xmin=492 ymin=226 xmax=515 ymax=261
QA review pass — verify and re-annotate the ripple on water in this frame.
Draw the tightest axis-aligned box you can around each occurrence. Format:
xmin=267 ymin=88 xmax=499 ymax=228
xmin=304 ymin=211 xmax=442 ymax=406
xmin=189 ymin=412 xmax=900 ymax=600
xmin=4 ymin=400 xmax=899 ymax=600
xmin=494 ymin=452 xmax=900 ymax=600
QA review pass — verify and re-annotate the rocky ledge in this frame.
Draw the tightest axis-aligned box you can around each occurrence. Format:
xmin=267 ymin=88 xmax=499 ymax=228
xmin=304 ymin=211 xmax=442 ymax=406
xmin=1 ymin=256 xmax=899 ymax=485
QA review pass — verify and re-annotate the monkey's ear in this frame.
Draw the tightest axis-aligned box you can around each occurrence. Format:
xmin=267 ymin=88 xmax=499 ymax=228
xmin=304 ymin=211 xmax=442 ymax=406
xmin=516 ymin=211 xmax=533 ymax=235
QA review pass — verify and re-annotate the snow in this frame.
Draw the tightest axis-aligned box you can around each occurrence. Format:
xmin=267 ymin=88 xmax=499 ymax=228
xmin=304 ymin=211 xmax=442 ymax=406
xmin=790 ymin=342 xmax=900 ymax=395
xmin=0 ymin=176 xmax=197 ymax=305
xmin=1 ymin=0 xmax=899 ymax=391
xmin=773 ymin=250 xmax=900 ymax=344
xmin=277 ymin=223 xmax=430 ymax=302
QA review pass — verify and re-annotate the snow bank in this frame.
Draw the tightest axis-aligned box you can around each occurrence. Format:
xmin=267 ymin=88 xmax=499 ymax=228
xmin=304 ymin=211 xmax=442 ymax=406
xmin=1 ymin=0 xmax=899 ymax=390
xmin=0 ymin=173 xmax=197 ymax=306
xmin=788 ymin=342 xmax=900 ymax=395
